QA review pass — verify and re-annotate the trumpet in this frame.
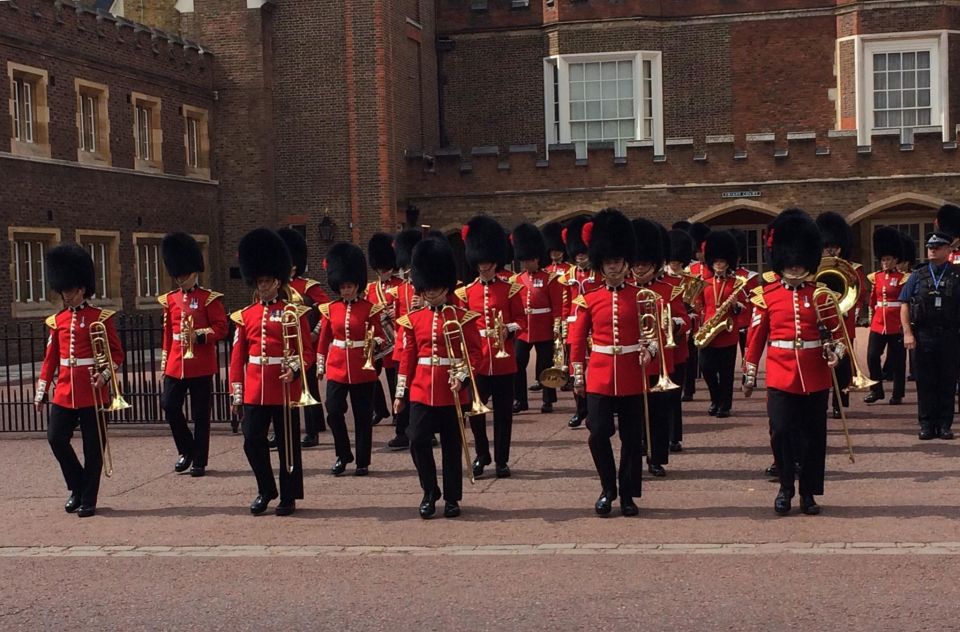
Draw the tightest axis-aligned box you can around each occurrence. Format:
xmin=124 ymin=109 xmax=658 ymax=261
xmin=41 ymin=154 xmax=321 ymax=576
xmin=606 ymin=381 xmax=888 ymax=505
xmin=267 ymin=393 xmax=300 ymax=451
xmin=280 ymin=305 xmax=320 ymax=474
xmin=441 ymin=306 xmax=489 ymax=485
xmin=539 ymin=320 xmax=568 ymax=390
xmin=89 ymin=321 xmax=131 ymax=478
xmin=362 ymin=324 xmax=377 ymax=371
xmin=812 ymin=287 xmax=859 ymax=463
xmin=181 ymin=313 xmax=195 ymax=360
xmin=492 ymin=310 xmax=510 ymax=359
xmin=662 ymin=302 xmax=677 ymax=349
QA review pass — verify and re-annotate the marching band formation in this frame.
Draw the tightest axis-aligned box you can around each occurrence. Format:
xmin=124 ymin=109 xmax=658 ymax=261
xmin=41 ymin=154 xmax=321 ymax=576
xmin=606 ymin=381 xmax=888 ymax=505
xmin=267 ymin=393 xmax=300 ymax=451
xmin=33 ymin=204 xmax=960 ymax=520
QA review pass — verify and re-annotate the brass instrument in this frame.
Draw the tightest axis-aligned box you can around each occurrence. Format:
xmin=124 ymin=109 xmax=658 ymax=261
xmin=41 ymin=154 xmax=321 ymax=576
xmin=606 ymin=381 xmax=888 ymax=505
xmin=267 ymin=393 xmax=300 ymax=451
xmin=441 ymin=305 xmax=489 ymax=485
xmin=280 ymin=305 xmax=320 ymax=474
xmin=812 ymin=287 xmax=859 ymax=463
xmin=662 ymin=302 xmax=677 ymax=349
xmin=492 ymin=310 xmax=510 ymax=359
xmin=693 ymin=275 xmax=747 ymax=348
xmin=374 ymin=280 xmax=396 ymax=352
xmin=181 ymin=313 xmax=195 ymax=360
xmin=815 ymin=256 xmax=860 ymax=318
xmin=679 ymin=272 xmax=707 ymax=305
xmin=539 ymin=320 xmax=568 ymax=389
xmin=637 ymin=289 xmax=679 ymax=395
xmin=90 ymin=321 xmax=131 ymax=478
xmin=362 ymin=324 xmax=377 ymax=371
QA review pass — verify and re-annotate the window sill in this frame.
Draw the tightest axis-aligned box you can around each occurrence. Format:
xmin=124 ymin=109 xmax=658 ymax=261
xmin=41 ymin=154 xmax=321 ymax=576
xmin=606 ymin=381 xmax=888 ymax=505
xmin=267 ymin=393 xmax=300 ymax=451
xmin=77 ymin=150 xmax=112 ymax=167
xmin=135 ymin=158 xmax=164 ymax=174
xmin=11 ymin=301 xmax=58 ymax=320
xmin=185 ymin=166 xmax=212 ymax=180
xmin=135 ymin=297 xmax=164 ymax=311
xmin=10 ymin=139 xmax=51 ymax=160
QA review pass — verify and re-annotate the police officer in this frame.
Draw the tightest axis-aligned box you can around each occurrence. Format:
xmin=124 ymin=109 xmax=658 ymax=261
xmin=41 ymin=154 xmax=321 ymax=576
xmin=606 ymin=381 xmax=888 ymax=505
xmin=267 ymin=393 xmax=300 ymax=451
xmin=900 ymin=230 xmax=960 ymax=440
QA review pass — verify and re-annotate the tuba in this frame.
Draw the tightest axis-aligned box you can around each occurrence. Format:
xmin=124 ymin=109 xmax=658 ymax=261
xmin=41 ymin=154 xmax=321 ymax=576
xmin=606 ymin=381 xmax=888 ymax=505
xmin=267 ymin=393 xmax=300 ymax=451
xmin=90 ymin=320 xmax=131 ymax=478
xmin=693 ymin=275 xmax=747 ymax=348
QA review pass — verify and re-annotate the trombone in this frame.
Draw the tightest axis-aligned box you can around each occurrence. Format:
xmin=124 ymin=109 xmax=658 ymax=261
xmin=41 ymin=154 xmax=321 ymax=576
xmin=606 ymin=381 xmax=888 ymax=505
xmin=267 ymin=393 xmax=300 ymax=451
xmin=280 ymin=305 xmax=320 ymax=474
xmin=635 ymin=290 xmax=662 ymax=459
xmin=89 ymin=321 xmax=131 ymax=478
xmin=812 ymin=287 xmax=857 ymax=464
xmin=441 ymin=305 xmax=489 ymax=485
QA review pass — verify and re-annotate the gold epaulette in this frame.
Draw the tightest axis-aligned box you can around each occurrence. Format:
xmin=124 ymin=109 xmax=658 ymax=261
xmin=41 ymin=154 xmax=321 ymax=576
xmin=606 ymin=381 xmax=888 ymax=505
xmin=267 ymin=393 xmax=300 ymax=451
xmin=304 ymin=278 xmax=320 ymax=291
xmin=851 ymin=262 xmax=863 ymax=270
xmin=205 ymin=290 xmax=224 ymax=306
xmin=454 ymin=286 xmax=468 ymax=302
xmin=44 ymin=314 xmax=57 ymax=329
xmin=294 ymin=304 xmax=312 ymax=319
xmin=749 ymin=286 xmax=766 ymax=309
xmin=762 ymin=270 xmax=778 ymax=284
xmin=229 ymin=309 xmax=244 ymax=326
xmin=508 ymin=282 xmax=523 ymax=298
xmin=317 ymin=302 xmax=331 ymax=320
xmin=370 ymin=303 xmax=385 ymax=317
xmin=509 ymin=273 xmax=520 ymax=284
xmin=461 ymin=310 xmax=481 ymax=325
xmin=386 ymin=286 xmax=399 ymax=298
xmin=158 ymin=292 xmax=169 ymax=308
xmin=670 ymin=284 xmax=684 ymax=302
xmin=572 ymin=295 xmax=588 ymax=309
xmin=96 ymin=308 xmax=117 ymax=322
xmin=396 ymin=314 xmax=413 ymax=330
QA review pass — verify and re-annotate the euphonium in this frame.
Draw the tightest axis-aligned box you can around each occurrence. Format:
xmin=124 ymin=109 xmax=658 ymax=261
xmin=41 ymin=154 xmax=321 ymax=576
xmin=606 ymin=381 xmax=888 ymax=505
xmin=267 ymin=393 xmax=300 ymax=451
xmin=815 ymin=256 xmax=860 ymax=318
xmin=679 ymin=272 xmax=707 ymax=305
xmin=89 ymin=320 xmax=130 ymax=478
xmin=182 ymin=313 xmax=195 ymax=360
xmin=374 ymin=280 xmax=396 ymax=352
xmin=693 ymin=275 xmax=747 ymax=348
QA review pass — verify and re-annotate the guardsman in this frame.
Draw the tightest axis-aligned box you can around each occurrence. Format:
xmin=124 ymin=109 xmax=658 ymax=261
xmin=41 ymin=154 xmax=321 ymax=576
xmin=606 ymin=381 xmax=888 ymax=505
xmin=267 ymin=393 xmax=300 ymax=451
xmin=35 ymin=243 xmax=124 ymax=518
xmin=864 ymin=227 xmax=907 ymax=406
xmin=385 ymin=227 xmax=423 ymax=450
xmin=570 ymin=209 xmax=650 ymax=517
xmin=394 ymin=238 xmax=483 ymax=519
xmin=511 ymin=223 xmax=564 ymax=414
xmin=683 ymin=222 xmax=711 ymax=401
xmin=159 ymin=232 xmax=228 ymax=477
xmin=730 ymin=228 xmax=761 ymax=355
xmin=229 ymin=229 xmax=314 ymax=516
xmin=365 ymin=232 xmax=403 ymax=426
xmin=664 ymin=228 xmax=696 ymax=451
xmin=631 ymin=218 xmax=690 ymax=476
xmin=697 ymin=230 xmax=744 ymax=419
xmin=457 ymin=216 xmax=525 ymax=479
xmin=317 ymin=243 xmax=387 ymax=477
xmin=563 ymin=215 xmax=601 ymax=428
xmin=743 ymin=210 xmax=844 ymax=516
xmin=938 ymin=203 xmax=960 ymax=265
xmin=901 ymin=228 xmax=960 ymax=440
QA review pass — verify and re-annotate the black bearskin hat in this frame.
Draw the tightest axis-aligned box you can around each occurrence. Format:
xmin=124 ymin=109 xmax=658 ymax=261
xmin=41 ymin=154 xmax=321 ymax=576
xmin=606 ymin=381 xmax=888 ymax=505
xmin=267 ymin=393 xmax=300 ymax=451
xmin=936 ymin=203 xmax=960 ymax=240
xmin=657 ymin=223 xmax=671 ymax=266
xmin=816 ymin=212 xmax=852 ymax=258
xmin=900 ymin=232 xmax=917 ymax=267
xmin=46 ymin=243 xmax=96 ymax=299
xmin=672 ymin=220 xmax=692 ymax=232
xmin=463 ymin=215 xmax=507 ymax=269
xmin=873 ymin=226 xmax=903 ymax=261
xmin=325 ymin=242 xmax=368 ymax=294
xmin=411 ymin=237 xmax=457 ymax=293
xmin=395 ymin=229 xmax=422 ymax=270
xmin=589 ymin=208 xmax=637 ymax=272
xmin=543 ymin=221 xmax=566 ymax=256
xmin=668 ymin=229 xmax=694 ymax=264
xmin=770 ymin=212 xmax=822 ymax=276
xmin=704 ymin=230 xmax=739 ymax=269
xmin=161 ymin=232 xmax=204 ymax=278
xmin=367 ymin=232 xmax=397 ymax=271
xmin=238 ymin=228 xmax=292 ymax=287
xmin=632 ymin=217 xmax=665 ymax=268
xmin=764 ymin=208 xmax=810 ymax=264
xmin=277 ymin=228 xmax=308 ymax=276
xmin=689 ymin=222 xmax=711 ymax=252
xmin=511 ymin=223 xmax=545 ymax=262
xmin=729 ymin=228 xmax=747 ymax=267
xmin=564 ymin=216 xmax=591 ymax=260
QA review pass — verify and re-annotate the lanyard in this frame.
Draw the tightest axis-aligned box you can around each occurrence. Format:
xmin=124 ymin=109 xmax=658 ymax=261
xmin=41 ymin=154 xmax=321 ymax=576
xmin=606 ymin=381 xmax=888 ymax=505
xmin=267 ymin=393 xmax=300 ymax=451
xmin=929 ymin=263 xmax=947 ymax=291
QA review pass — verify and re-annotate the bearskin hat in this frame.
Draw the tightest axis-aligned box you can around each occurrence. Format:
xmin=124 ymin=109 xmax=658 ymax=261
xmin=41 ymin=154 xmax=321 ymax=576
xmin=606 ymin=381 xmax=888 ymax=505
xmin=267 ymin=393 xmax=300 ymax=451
xmin=704 ymin=230 xmax=739 ymax=269
xmin=668 ymin=229 xmax=694 ymax=264
xmin=816 ymin=211 xmax=852 ymax=257
xmin=632 ymin=217 xmax=665 ymax=268
xmin=589 ymin=208 xmax=637 ymax=272
xmin=543 ymin=221 xmax=566 ymax=256
xmin=463 ymin=215 xmax=507 ymax=269
xmin=395 ymin=228 xmax=422 ymax=270
xmin=511 ymin=223 xmax=545 ymax=262
xmin=900 ymin=232 xmax=917 ymax=267
xmin=729 ymin=228 xmax=747 ymax=267
xmin=672 ymin=220 xmax=692 ymax=232
xmin=277 ymin=227 xmax=309 ymax=276
xmin=46 ymin=243 xmax=96 ymax=298
xmin=238 ymin=228 xmax=292 ymax=287
xmin=411 ymin=237 xmax=457 ymax=293
xmin=564 ymin=216 xmax=591 ymax=260
xmin=689 ymin=222 xmax=711 ymax=252
xmin=367 ymin=232 xmax=397 ymax=271
xmin=657 ymin=223 xmax=671 ymax=266
xmin=770 ymin=212 xmax=822 ymax=276
xmin=873 ymin=226 xmax=903 ymax=261
xmin=764 ymin=208 xmax=811 ymax=263
xmin=936 ymin=203 xmax=960 ymax=240
xmin=325 ymin=242 xmax=368 ymax=294
xmin=161 ymin=232 xmax=204 ymax=278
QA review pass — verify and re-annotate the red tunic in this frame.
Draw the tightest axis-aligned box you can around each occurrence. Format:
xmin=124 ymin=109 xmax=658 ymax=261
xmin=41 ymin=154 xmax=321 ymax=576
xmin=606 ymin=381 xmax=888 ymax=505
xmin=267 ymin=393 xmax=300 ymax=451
xmin=288 ymin=277 xmax=330 ymax=308
xmin=160 ymin=286 xmax=228 ymax=379
xmin=229 ymin=299 xmax=315 ymax=406
xmin=733 ymin=267 xmax=761 ymax=332
xmin=700 ymin=272 xmax=747 ymax=348
xmin=514 ymin=269 xmax=564 ymax=343
xmin=316 ymin=298 xmax=385 ymax=384
xmin=37 ymin=304 xmax=124 ymax=410
xmin=395 ymin=306 xmax=483 ymax=407
xmin=455 ymin=277 xmax=526 ymax=376
xmin=744 ymin=281 xmax=843 ymax=394
xmin=868 ymin=270 xmax=907 ymax=335
xmin=365 ymin=275 xmax=403 ymax=369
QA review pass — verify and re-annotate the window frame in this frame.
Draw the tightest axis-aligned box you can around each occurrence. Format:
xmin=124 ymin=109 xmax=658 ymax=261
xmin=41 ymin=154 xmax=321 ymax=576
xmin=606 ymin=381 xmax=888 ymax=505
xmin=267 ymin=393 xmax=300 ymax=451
xmin=133 ymin=232 xmax=167 ymax=309
xmin=131 ymin=92 xmax=164 ymax=173
xmin=7 ymin=62 xmax=51 ymax=159
xmin=182 ymin=104 xmax=211 ymax=179
xmin=543 ymin=51 xmax=664 ymax=158
xmin=75 ymin=79 xmax=112 ymax=166
xmin=75 ymin=229 xmax=123 ymax=310
xmin=8 ymin=226 xmax=60 ymax=319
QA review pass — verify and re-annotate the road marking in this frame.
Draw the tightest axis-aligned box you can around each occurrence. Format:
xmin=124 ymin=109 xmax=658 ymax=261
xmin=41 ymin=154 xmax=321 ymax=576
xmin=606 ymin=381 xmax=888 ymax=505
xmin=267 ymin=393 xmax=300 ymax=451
xmin=2 ymin=542 xmax=960 ymax=558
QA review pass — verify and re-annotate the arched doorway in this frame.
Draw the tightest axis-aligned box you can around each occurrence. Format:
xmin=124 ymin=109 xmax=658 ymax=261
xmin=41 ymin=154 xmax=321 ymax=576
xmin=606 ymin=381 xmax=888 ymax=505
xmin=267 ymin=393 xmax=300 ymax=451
xmin=847 ymin=193 xmax=946 ymax=265
xmin=689 ymin=201 xmax=779 ymax=273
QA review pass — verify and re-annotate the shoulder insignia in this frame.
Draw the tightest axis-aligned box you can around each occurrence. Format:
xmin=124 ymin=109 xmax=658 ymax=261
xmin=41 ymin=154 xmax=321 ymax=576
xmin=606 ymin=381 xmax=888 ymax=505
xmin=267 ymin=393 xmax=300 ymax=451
xmin=386 ymin=286 xmax=399 ymax=298
xmin=852 ymin=262 xmax=863 ymax=270
xmin=461 ymin=310 xmax=481 ymax=325
xmin=509 ymin=273 xmax=520 ymax=284
xmin=205 ymin=291 xmax=224 ymax=306
xmin=318 ymin=302 xmax=331 ymax=320
xmin=369 ymin=303 xmax=385 ymax=317
xmin=508 ymin=282 xmax=523 ymax=298
xmin=158 ymin=293 xmax=169 ymax=308
xmin=396 ymin=314 xmax=413 ymax=330
xmin=669 ymin=285 xmax=684 ymax=302
xmin=96 ymin=309 xmax=117 ymax=322
xmin=866 ymin=272 xmax=877 ymax=284
xmin=454 ymin=286 xmax=468 ymax=302
xmin=229 ymin=310 xmax=245 ymax=326
xmin=749 ymin=287 xmax=767 ymax=309
xmin=45 ymin=314 xmax=57 ymax=329
xmin=762 ymin=270 xmax=778 ymax=283
xmin=573 ymin=295 xmax=588 ymax=309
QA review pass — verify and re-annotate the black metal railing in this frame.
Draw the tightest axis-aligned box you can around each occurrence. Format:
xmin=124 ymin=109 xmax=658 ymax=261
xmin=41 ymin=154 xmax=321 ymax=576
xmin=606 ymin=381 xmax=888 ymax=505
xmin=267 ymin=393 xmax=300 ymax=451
xmin=0 ymin=314 xmax=235 ymax=432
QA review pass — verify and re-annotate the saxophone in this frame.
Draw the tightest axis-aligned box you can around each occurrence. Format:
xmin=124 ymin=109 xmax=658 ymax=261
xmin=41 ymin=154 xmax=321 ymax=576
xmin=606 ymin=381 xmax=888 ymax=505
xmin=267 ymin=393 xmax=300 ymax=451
xmin=693 ymin=275 xmax=747 ymax=348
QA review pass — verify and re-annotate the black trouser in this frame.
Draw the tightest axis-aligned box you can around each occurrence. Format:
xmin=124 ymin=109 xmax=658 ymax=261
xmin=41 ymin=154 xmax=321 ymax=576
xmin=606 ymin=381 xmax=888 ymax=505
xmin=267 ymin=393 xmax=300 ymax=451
xmin=161 ymin=375 xmax=212 ymax=467
xmin=768 ymin=388 xmax=829 ymax=497
xmin=683 ymin=336 xmax=698 ymax=397
xmin=394 ymin=392 xmax=411 ymax=439
xmin=866 ymin=332 xmax=905 ymax=400
xmin=586 ymin=393 xmax=643 ymax=499
xmin=407 ymin=403 xmax=462 ymax=502
xmin=47 ymin=404 xmax=103 ymax=507
xmin=514 ymin=339 xmax=556 ymax=407
xmin=242 ymin=405 xmax=303 ymax=502
xmin=700 ymin=344 xmax=737 ymax=412
xmin=471 ymin=373 xmax=514 ymax=466
xmin=738 ymin=329 xmax=747 ymax=356
xmin=645 ymin=384 xmax=671 ymax=466
xmin=573 ymin=393 xmax=588 ymax=422
xmin=669 ymin=364 xmax=686 ymax=444
xmin=302 ymin=364 xmax=326 ymax=435
xmin=326 ymin=380 xmax=375 ymax=468
xmin=832 ymin=356 xmax=852 ymax=410
xmin=373 ymin=362 xmax=398 ymax=422
xmin=915 ymin=330 xmax=960 ymax=433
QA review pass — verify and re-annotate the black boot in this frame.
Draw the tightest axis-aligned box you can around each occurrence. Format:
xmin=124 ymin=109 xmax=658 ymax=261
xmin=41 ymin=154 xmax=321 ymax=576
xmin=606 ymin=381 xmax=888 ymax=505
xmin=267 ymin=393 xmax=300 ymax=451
xmin=594 ymin=489 xmax=616 ymax=516
xmin=799 ymin=494 xmax=820 ymax=515
xmin=64 ymin=491 xmax=82 ymax=514
xmin=774 ymin=489 xmax=792 ymax=515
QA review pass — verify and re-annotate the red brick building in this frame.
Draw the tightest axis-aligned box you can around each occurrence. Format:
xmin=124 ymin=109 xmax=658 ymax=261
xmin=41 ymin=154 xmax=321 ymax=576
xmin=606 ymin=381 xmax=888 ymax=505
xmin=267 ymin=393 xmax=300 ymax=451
xmin=4 ymin=0 xmax=960 ymax=324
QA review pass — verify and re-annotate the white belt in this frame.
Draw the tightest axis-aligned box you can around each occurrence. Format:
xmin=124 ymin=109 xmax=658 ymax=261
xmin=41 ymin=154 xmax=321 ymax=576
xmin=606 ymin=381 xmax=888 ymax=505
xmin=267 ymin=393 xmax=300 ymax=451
xmin=566 ymin=315 xmax=578 ymax=323
xmin=248 ymin=355 xmax=285 ymax=365
xmin=526 ymin=308 xmax=551 ymax=315
xmin=591 ymin=343 xmax=641 ymax=355
xmin=332 ymin=339 xmax=366 ymax=349
xmin=418 ymin=357 xmax=454 ymax=366
xmin=60 ymin=357 xmax=96 ymax=367
xmin=479 ymin=328 xmax=493 ymax=338
xmin=876 ymin=302 xmax=901 ymax=308
xmin=769 ymin=339 xmax=822 ymax=350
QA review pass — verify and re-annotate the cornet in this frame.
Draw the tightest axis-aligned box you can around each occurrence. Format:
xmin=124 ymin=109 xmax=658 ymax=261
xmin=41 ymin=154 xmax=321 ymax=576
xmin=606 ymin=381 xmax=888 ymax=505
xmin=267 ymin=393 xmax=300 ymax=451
xmin=181 ymin=313 xmax=195 ymax=360
xmin=89 ymin=321 xmax=131 ymax=478
xmin=492 ymin=310 xmax=510 ymax=359
xmin=362 ymin=324 xmax=377 ymax=371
